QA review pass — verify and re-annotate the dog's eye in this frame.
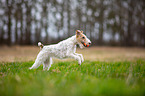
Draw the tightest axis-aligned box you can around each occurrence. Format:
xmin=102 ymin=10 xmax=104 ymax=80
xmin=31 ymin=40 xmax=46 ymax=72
xmin=82 ymin=37 xmax=85 ymax=39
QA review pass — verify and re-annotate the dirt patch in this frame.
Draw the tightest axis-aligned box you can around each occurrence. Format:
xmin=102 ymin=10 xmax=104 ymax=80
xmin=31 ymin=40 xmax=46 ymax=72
xmin=77 ymin=47 xmax=145 ymax=62
xmin=0 ymin=46 xmax=145 ymax=62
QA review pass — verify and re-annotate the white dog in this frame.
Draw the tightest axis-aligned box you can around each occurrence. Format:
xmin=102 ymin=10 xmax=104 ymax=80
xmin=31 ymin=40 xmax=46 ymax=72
xmin=29 ymin=30 xmax=91 ymax=70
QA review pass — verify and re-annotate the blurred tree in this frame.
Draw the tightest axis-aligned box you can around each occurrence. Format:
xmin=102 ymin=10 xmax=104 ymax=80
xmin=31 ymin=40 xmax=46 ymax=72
xmin=25 ymin=0 xmax=32 ymax=45
xmin=126 ymin=0 xmax=134 ymax=46
xmin=42 ymin=0 xmax=49 ymax=44
xmin=0 ymin=0 xmax=144 ymax=46
xmin=6 ymin=0 xmax=13 ymax=45
xmin=98 ymin=0 xmax=105 ymax=45
xmin=20 ymin=0 xmax=24 ymax=45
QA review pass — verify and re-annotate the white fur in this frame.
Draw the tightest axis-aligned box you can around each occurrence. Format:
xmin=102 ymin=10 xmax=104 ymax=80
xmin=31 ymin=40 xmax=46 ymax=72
xmin=29 ymin=35 xmax=90 ymax=71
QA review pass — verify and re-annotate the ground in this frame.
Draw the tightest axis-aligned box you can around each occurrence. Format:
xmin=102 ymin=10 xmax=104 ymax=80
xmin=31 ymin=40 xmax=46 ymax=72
xmin=0 ymin=46 xmax=145 ymax=62
xmin=0 ymin=46 xmax=145 ymax=96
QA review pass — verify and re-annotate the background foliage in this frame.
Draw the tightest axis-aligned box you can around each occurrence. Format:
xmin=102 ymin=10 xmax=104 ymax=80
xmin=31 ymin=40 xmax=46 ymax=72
xmin=0 ymin=0 xmax=145 ymax=46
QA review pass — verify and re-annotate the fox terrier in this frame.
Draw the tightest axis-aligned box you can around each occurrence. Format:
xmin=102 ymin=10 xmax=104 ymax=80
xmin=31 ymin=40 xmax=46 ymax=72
xmin=29 ymin=30 xmax=91 ymax=71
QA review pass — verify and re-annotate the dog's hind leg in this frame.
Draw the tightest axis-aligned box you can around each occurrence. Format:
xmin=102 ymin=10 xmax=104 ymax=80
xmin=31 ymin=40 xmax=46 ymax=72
xmin=43 ymin=62 xmax=48 ymax=71
xmin=43 ymin=57 xmax=53 ymax=71
xmin=29 ymin=59 xmax=42 ymax=70
xmin=43 ymin=57 xmax=50 ymax=70
xmin=47 ymin=57 xmax=53 ymax=71
xmin=29 ymin=52 xmax=47 ymax=70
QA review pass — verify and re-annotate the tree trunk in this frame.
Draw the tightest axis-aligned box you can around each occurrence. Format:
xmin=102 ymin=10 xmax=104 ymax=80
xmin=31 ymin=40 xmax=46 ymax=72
xmin=67 ymin=0 xmax=71 ymax=37
xmin=126 ymin=1 xmax=134 ymax=46
xmin=98 ymin=0 xmax=104 ymax=45
xmin=25 ymin=3 xmax=31 ymax=45
xmin=20 ymin=1 xmax=24 ymax=45
xmin=15 ymin=13 xmax=18 ymax=44
xmin=6 ymin=0 xmax=12 ymax=45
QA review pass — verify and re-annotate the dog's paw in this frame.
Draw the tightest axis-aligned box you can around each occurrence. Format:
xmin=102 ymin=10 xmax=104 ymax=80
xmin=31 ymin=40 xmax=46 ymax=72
xmin=29 ymin=67 xmax=32 ymax=70
xmin=79 ymin=54 xmax=84 ymax=63
xmin=78 ymin=61 xmax=81 ymax=65
xmin=81 ymin=58 xmax=84 ymax=63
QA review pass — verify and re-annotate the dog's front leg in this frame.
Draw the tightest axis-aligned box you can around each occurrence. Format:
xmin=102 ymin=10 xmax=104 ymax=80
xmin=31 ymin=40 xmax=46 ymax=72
xmin=69 ymin=54 xmax=82 ymax=65
xmin=74 ymin=53 xmax=84 ymax=63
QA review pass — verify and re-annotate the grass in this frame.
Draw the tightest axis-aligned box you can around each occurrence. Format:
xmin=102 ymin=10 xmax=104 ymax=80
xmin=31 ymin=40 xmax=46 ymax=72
xmin=0 ymin=59 xmax=145 ymax=96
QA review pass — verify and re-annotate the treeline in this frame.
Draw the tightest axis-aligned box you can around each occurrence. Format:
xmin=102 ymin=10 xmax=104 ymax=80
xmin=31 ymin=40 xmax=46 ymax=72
xmin=0 ymin=0 xmax=145 ymax=46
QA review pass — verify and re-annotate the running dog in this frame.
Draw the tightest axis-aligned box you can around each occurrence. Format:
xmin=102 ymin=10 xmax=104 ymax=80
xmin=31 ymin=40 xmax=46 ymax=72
xmin=29 ymin=30 xmax=91 ymax=70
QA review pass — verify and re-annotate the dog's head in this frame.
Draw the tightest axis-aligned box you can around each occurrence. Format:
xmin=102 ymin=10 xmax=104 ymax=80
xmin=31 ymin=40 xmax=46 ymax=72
xmin=76 ymin=30 xmax=91 ymax=49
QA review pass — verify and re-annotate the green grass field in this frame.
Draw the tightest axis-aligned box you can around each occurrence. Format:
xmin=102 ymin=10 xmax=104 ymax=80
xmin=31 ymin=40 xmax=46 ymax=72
xmin=0 ymin=59 xmax=145 ymax=96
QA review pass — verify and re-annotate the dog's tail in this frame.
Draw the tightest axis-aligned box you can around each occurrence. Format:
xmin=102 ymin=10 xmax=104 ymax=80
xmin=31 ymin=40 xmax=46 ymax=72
xmin=38 ymin=42 xmax=44 ymax=49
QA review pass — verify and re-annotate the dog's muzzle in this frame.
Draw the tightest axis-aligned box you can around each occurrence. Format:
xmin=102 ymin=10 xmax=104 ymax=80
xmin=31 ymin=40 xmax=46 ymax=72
xmin=81 ymin=42 xmax=91 ymax=47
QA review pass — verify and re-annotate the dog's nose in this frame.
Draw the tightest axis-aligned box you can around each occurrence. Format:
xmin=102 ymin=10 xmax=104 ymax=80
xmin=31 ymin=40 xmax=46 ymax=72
xmin=89 ymin=42 xmax=91 ymax=45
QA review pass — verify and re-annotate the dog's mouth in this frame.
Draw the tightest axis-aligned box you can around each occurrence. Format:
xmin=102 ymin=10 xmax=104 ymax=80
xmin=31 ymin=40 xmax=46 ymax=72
xmin=81 ymin=42 xmax=90 ymax=47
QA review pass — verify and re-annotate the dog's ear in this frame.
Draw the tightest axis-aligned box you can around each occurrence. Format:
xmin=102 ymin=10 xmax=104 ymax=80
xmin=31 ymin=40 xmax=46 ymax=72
xmin=81 ymin=30 xmax=83 ymax=33
xmin=76 ymin=30 xmax=81 ymax=37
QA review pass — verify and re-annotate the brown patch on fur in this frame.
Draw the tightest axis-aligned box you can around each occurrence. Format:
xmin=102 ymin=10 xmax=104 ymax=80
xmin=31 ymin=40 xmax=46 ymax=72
xmin=40 ymin=44 xmax=44 ymax=49
xmin=76 ymin=30 xmax=87 ymax=44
